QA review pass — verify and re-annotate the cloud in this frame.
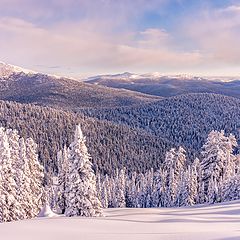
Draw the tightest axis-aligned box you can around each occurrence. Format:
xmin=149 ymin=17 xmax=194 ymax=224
xmin=217 ymin=5 xmax=240 ymax=14
xmin=0 ymin=0 xmax=167 ymax=26
xmin=136 ymin=28 xmax=170 ymax=49
xmin=0 ymin=15 xmax=202 ymax=77
xmin=1 ymin=1 xmax=239 ymax=76
xmin=183 ymin=4 xmax=240 ymax=66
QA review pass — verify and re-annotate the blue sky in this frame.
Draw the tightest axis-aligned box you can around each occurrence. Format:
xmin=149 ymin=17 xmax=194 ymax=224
xmin=0 ymin=0 xmax=240 ymax=78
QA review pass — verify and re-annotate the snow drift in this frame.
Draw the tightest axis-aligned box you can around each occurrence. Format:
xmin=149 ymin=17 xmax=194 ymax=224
xmin=1 ymin=200 xmax=240 ymax=240
xmin=37 ymin=204 xmax=57 ymax=218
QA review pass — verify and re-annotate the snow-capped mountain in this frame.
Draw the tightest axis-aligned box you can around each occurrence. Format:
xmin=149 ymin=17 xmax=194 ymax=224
xmin=85 ymin=72 xmax=207 ymax=82
xmin=0 ymin=61 xmax=36 ymax=78
xmin=0 ymin=62 xmax=159 ymax=111
xmin=0 ymin=61 xmax=73 ymax=80
xmin=86 ymin=72 xmax=240 ymax=83
xmin=86 ymin=72 xmax=139 ymax=81
xmin=86 ymin=72 xmax=240 ymax=98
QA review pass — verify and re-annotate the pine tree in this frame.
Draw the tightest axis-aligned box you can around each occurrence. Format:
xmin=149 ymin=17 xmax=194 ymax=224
xmin=200 ymin=130 xmax=237 ymax=203
xmin=65 ymin=125 xmax=102 ymax=217
xmin=152 ymin=169 xmax=167 ymax=207
xmin=56 ymin=146 xmax=69 ymax=214
xmin=0 ymin=128 xmax=21 ymax=222
xmin=178 ymin=165 xmax=198 ymax=206
xmin=25 ymin=137 xmax=45 ymax=217
xmin=101 ymin=185 xmax=108 ymax=208
xmin=164 ymin=147 xmax=187 ymax=207
xmin=222 ymin=174 xmax=240 ymax=201
xmin=125 ymin=172 xmax=138 ymax=208
xmin=103 ymin=174 xmax=113 ymax=207
xmin=17 ymin=137 xmax=33 ymax=219
xmin=116 ymin=168 xmax=126 ymax=208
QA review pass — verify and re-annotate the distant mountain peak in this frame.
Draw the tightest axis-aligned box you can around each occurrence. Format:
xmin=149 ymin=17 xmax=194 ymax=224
xmin=0 ymin=62 xmax=37 ymax=79
xmin=0 ymin=62 xmax=78 ymax=80
xmin=86 ymin=72 xmax=240 ymax=83
xmin=85 ymin=72 xmax=204 ymax=82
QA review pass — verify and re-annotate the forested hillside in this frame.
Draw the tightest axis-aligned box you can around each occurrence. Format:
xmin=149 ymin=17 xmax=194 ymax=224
xmin=0 ymin=100 xmax=172 ymax=174
xmin=82 ymin=93 xmax=240 ymax=156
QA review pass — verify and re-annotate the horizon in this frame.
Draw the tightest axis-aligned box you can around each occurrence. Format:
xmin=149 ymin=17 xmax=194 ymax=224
xmin=1 ymin=60 xmax=240 ymax=80
xmin=1 ymin=0 xmax=240 ymax=77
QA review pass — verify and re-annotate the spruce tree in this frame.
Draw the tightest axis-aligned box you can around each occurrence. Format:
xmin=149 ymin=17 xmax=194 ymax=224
xmin=222 ymin=174 xmax=240 ymax=201
xmin=164 ymin=147 xmax=186 ymax=207
xmin=17 ymin=137 xmax=33 ymax=219
xmin=25 ymin=137 xmax=45 ymax=217
xmin=56 ymin=146 xmax=69 ymax=214
xmin=116 ymin=168 xmax=126 ymax=208
xmin=65 ymin=125 xmax=102 ymax=217
xmin=200 ymin=130 xmax=237 ymax=203
xmin=0 ymin=128 xmax=21 ymax=221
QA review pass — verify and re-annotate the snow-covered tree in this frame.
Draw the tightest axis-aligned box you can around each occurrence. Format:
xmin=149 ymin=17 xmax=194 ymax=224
xmin=164 ymin=147 xmax=187 ymax=207
xmin=25 ymin=137 xmax=45 ymax=217
xmin=125 ymin=172 xmax=138 ymax=208
xmin=103 ymin=174 xmax=113 ymax=207
xmin=65 ymin=125 xmax=102 ymax=217
xmin=8 ymin=129 xmax=28 ymax=219
xmin=200 ymin=130 xmax=237 ymax=203
xmin=0 ymin=126 xmax=45 ymax=223
xmin=56 ymin=146 xmax=69 ymax=214
xmin=152 ymin=169 xmax=167 ymax=207
xmin=0 ymin=127 xmax=17 ymax=222
xmin=116 ymin=168 xmax=126 ymax=208
xmin=100 ymin=185 xmax=108 ymax=208
xmin=178 ymin=165 xmax=198 ymax=206
xmin=222 ymin=174 xmax=240 ymax=201
xmin=191 ymin=158 xmax=204 ymax=204
xmin=17 ymin=137 xmax=33 ymax=219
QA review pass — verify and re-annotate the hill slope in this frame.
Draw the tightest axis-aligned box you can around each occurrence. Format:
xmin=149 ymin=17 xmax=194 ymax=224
xmin=0 ymin=100 xmax=172 ymax=174
xmin=1 ymin=200 xmax=240 ymax=240
xmin=86 ymin=73 xmax=240 ymax=98
xmin=0 ymin=63 xmax=160 ymax=110
xmin=82 ymin=93 xmax=240 ymax=156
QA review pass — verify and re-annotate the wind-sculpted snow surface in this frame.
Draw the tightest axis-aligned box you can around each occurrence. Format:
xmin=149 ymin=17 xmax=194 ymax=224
xmin=1 ymin=200 xmax=240 ymax=240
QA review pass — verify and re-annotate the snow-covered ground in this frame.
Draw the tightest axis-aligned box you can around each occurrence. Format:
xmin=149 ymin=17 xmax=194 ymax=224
xmin=1 ymin=200 xmax=240 ymax=240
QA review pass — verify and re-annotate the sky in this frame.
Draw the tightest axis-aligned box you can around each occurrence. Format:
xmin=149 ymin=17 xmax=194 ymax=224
xmin=0 ymin=0 xmax=240 ymax=78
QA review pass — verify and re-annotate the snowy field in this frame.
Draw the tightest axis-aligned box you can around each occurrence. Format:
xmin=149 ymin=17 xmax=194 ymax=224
xmin=1 ymin=201 xmax=240 ymax=240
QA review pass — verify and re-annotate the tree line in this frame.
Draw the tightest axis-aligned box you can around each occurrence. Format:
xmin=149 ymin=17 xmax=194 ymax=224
xmin=0 ymin=100 xmax=172 ymax=175
xmin=82 ymin=93 xmax=240 ymax=157
xmin=0 ymin=127 xmax=44 ymax=222
xmin=0 ymin=125 xmax=102 ymax=222
xmin=1 ymin=125 xmax=240 ymax=223
xmin=55 ymin=130 xmax=240 ymax=212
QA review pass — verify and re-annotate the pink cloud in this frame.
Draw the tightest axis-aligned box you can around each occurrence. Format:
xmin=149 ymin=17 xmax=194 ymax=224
xmin=0 ymin=0 xmax=167 ymax=24
xmin=0 ymin=16 xmax=202 ymax=76
xmin=1 ymin=2 xmax=240 ymax=76
xmin=183 ymin=4 xmax=240 ymax=66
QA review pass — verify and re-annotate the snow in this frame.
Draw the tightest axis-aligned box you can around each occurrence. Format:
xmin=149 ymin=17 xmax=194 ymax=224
xmin=85 ymin=72 xmax=240 ymax=83
xmin=0 ymin=61 xmax=77 ymax=80
xmin=38 ymin=204 xmax=57 ymax=218
xmin=85 ymin=72 xmax=206 ymax=82
xmin=0 ymin=61 xmax=36 ymax=78
xmin=1 ymin=200 xmax=240 ymax=240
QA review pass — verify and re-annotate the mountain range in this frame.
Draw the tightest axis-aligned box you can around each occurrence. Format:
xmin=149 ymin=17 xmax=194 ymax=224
xmin=0 ymin=62 xmax=160 ymax=111
xmin=86 ymin=72 xmax=240 ymax=98
xmin=1 ymin=62 xmax=240 ymax=174
xmin=2 ymin=62 xmax=240 ymax=108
